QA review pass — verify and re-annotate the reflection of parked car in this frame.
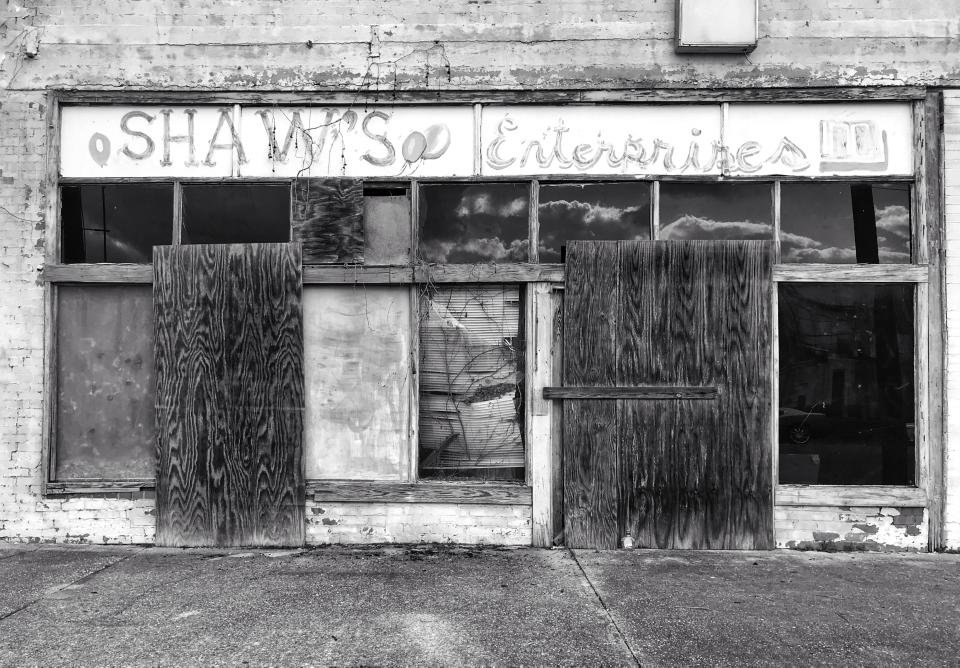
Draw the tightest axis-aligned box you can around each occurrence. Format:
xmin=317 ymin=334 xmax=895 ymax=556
xmin=778 ymin=403 xmax=827 ymax=444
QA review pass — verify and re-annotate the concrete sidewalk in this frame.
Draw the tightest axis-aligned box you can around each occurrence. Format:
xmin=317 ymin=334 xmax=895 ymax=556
xmin=0 ymin=543 xmax=958 ymax=667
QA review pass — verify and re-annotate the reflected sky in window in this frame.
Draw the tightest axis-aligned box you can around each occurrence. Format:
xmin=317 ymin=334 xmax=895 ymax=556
xmin=419 ymin=184 xmax=529 ymax=263
xmin=659 ymin=183 xmax=773 ymax=240
xmin=780 ymin=183 xmax=910 ymax=264
xmin=538 ymin=183 xmax=651 ymax=262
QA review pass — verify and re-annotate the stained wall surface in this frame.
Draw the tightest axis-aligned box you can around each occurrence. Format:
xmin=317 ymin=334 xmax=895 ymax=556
xmin=1 ymin=0 xmax=959 ymax=548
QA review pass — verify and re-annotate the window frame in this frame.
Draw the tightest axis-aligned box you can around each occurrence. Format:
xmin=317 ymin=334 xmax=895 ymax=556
xmin=40 ymin=93 xmax=942 ymax=550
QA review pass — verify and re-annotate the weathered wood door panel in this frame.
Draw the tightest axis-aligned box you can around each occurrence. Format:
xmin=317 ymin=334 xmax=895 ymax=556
xmin=154 ymin=243 xmax=305 ymax=547
xmin=562 ymin=240 xmax=772 ymax=550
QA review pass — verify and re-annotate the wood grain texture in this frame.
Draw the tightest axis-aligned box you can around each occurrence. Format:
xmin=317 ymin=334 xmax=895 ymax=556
xmin=923 ymin=91 xmax=945 ymax=552
xmin=562 ymin=240 xmax=773 ymax=550
xmin=775 ymin=484 xmax=927 ymax=507
xmin=621 ymin=241 xmax=773 ymax=549
xmin=543 ymin=386 xmax=717 ymax=400
xmin=154 ymin=243 xmax=305 ymax=548
xmin=414 ymin=263 xmax=565 ymax=284
xmin=562 ymin=241 xmax=620 ymax=549
xmin=772 ymin=264 xmax=927 ymax=283
xmin=306 ymin=480 xmax=532 ymax=505
xmin=292 ymin=179 xmax=363 ymax=264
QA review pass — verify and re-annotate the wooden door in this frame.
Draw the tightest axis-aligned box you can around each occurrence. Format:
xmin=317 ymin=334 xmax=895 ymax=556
xmin=154 ymin=243 xmax=305 ymax=547
xmin=560 ymin=240 xmax=773 ymax=550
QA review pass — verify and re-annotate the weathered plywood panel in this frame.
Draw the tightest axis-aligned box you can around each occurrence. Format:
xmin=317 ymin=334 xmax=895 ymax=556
xmin=617 ymin=241 xmax=773 ymax=550
xmin=292 ymin=179 xmax=363 ymax=263
xmin=55 ymin=285 xmax=156 ymax=480
xmin=303 ymin=286 xmax=411 ymax=480
xmin=562 ymin=241 xmax=620 ymax=549
xmin=154 ymin=243 xmax=304 ymax=547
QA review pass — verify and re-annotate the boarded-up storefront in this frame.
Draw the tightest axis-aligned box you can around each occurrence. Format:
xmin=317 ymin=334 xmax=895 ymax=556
xmin=42 ymin=98 xmax=939 ymax=550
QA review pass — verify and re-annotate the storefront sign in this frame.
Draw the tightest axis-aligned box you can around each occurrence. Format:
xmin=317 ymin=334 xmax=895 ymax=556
xmin=480 ymin=103 xmax=914 ymax=177
xmin=60 ymin=102 xmax=914 ymax=178
xmin=60 ymin=105 xmax=475 ymax=178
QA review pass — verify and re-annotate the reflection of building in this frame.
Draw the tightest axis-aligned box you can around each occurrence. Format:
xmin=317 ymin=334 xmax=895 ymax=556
xmin=0 ymin=1 xmax=958 ymax=553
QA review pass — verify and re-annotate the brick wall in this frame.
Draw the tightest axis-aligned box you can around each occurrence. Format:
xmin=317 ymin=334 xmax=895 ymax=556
xmin=776 ymin=507 xmax=927 ymax=552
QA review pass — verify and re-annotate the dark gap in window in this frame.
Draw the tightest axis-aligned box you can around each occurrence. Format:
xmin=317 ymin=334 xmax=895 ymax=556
xmin=419 ymin=183 xmax=529 ymax=263
xmin=780 ymin=182 xmax=911 ymax=264
xmin=658 ymin=182 xmax=773 ymax=240
xmin=538 ymin=182 xmax=651 ymax=263
xmin=61 ymin=184 xmax=173 ymax=263
xmin=418 ymin=285 xmax=525 ymax=481
xmin=778 ymin=283 xmax=915 ymax=486
xmin=181 ymin=184 xmax=290 ymax=245
xmin=364 ymin=185 xmax=409 ymax=197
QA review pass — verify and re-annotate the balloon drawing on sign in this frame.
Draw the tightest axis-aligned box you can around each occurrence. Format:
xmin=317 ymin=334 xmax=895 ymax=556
xmin=88 ymin=133 xmax=111 ymax=167
xmin=400 ymin=124 xmax=451 ymax=173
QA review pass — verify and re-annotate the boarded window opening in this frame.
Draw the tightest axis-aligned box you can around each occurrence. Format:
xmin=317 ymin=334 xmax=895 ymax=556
xmin=418 ymin=285 xmax=525 ymax=480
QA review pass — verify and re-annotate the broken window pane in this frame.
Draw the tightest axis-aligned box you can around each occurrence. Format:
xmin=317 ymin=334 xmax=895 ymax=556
xmin=181 ymin=184 xmax=290 ymax=244
xmin=780 ymin=182 xmax=911 ymax=263
xmin=419 ymin=285 xmax=524 ymax=479
xmin=56 ymin=285 xmax=156 ymax=480
xmin=778 ymin=283 xmax=915 ymax=485
xmin=659 ymin=182 xmax=773 ymax=240
xmin=538 ymin=182 xmax=652 ymax=262
xmin=419 ymin=183 xmax=529 ymax=263
xmin=61 ymin=184 xmax=173 ymax=263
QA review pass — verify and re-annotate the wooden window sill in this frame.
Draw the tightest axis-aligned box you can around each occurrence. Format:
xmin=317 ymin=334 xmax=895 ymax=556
xmin=775 ymin=484 xmax=927 ymax=507
xmin=306 ymin=480 xmax=533 ymax=506
xmin=45 ymin=479 xmax=155 ymax=495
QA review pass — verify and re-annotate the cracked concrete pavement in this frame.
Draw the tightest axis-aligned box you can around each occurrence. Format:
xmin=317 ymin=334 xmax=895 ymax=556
xmin=1 ymin=543 xmax=958 ymax=667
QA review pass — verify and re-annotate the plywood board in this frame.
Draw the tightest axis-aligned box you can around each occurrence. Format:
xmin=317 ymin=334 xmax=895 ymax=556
xmin=292 ymin=179 xmax=364 ymax=264
xmin=561 ymin=240 xmax=773 ymax=550
xmin=303 ymin=286 xmax=411 ymax=480
xmin=154 ymin=243 xmax=304 ymax=547
xmin=562 ymin=242 xmax=621 ymax=549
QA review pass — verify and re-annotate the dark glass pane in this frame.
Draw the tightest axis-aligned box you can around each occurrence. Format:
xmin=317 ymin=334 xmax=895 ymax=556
xmin=419 ymin=183 xmax=529 ymax=263
xmin=778 ymin=284 xmax=915 ymax=485
xmin=659 ymin=182 xmax=773 ymax=240
xmin=56 ymin=285 xmax=156 ymax=479
xmin=419 ymin=285 xmax=524 ymax=480
xmin=61 ymin=184 xmax=173 ymax=263
xmin=781 ymin=183 xmax=911 ymax=264
xmin=538 ymin=183 xmax=651 ymax=263
xmin=181 ymin=184 xmax=290 ymax=244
